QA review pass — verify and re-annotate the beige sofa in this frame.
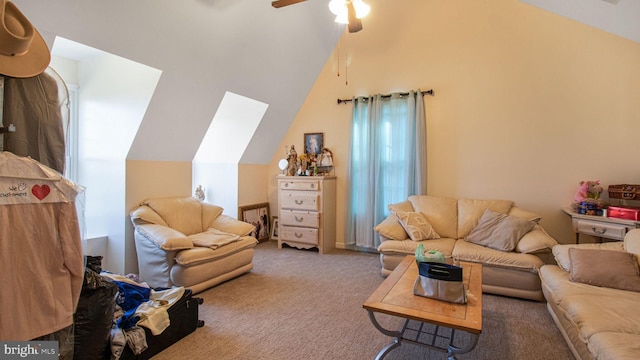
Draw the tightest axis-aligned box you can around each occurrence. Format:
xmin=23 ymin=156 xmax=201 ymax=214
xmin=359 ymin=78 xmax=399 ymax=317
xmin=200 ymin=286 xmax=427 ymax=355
xmin=540 ymin=229 xmax=640 ymax=360
xmin=130 ymin=197 xmax=258 ymax=294
xmin=374 ymin=195 xmax=558 ymax=301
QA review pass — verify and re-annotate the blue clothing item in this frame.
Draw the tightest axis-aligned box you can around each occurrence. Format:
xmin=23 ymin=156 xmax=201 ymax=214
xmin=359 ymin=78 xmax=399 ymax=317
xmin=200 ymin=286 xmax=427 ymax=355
xmin=113 ymin=281 xmax=151 ymax=329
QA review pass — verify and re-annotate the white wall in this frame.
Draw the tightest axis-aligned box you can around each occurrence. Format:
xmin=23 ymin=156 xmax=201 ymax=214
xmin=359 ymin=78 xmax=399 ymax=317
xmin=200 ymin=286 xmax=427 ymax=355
xmin=74 ymin=53 xmax=160 ymax=273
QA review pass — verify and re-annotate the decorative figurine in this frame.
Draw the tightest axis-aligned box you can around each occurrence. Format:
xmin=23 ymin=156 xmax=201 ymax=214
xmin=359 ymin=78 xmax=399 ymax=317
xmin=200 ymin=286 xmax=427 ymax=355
xmin=287 ymin=145 xmax=298 ymax=176
xmin=194 ymin=185 xmax=205 ymax=201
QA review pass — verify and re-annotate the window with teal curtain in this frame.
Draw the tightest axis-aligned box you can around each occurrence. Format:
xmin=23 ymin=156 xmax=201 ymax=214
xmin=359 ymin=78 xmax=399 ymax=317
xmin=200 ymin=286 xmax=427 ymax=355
xmin=345 ymin=90 xmax=427 ymax=251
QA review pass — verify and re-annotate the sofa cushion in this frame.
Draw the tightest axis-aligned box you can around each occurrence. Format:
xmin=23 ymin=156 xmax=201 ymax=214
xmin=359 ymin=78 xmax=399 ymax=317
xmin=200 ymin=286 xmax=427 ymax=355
xmin=175 ymin=236 xmax=258 ymax=266
xmin=377 ymin=238 xmax=456 ymax=258
xmin=202 ymin=203 xmax=224 ymax=228
xmin=465 ymin=209 xmax=536 ymax=252
xmin=508 ymin=206 xmax=542 ymax=223
xmin=540 ymin=265 xmax=640 ymax=347
xmin=553 ymin=242 xmax=624 ymax=272
xmin=130 ymin=206 xmax=169 ymax=227
xmin=143 ymin=197 xmax=204 ymax=235
xmin=453 ymin=240 xmax=544 ymax=272
xmin=388 ymin=200 xmax=415 ymax=214
xmin=588 ymin=333 xmax=640 ymax=360
xmin=624 ymin=229 xmax=640 ymax=267
xmin=515 ymin=225 xmax=557 ymax=254
xmin=189 ymin=228 xmax=240 ymax=249
xmin=395 ymin=211 xmax=440 ymax=241
xmin=457 ymin=199 xmax=514 ymax=239
xmin=408 ymin=195 xmax=458 ymax=239
xmin=569 ymin=248 xmax=640 ymax=292
xmin=135 ymin=224 xmax=194 ymax=251
xmin=210 ymin=214 xmax=256 ymax=236
xmin=374 ymin=214 xmax=409 ymax=240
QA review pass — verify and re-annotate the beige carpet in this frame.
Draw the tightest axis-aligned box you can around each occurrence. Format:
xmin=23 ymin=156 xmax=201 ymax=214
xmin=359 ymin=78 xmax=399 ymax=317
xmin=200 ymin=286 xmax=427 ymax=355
xmin=151 ymin=241 xmax=574 ymax=360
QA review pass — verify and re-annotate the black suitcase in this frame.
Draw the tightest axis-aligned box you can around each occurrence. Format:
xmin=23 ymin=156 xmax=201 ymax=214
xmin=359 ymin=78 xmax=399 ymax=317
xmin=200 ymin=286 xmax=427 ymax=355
xmin=117 ymin=289 xmax=204 ymax=360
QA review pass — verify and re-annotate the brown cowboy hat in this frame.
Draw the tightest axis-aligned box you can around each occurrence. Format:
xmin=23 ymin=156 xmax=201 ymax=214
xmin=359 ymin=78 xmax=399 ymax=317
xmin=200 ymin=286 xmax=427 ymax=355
xmin=0 ymin=0 xmax=49 ymax=78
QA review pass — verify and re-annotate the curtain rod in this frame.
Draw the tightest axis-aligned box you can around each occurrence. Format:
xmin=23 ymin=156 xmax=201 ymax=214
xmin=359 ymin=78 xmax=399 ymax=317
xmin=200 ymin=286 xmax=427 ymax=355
xmin=336 ymin=89 xmax=434 ymax=104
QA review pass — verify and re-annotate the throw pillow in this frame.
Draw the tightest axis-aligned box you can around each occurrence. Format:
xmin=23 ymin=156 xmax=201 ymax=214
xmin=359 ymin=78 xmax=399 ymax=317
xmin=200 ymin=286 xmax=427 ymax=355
xmin=552 ymin=242 xmax=624 ymax=272
xmin=374 ymin=214 xmax=410 ymax=240
xmin=569 ymin=248 xmax=640 ymax=292
xmin=394 ymin=211 xmax=440 ymax=241
xmin=465 ymin=209 xmax=536 ymax=252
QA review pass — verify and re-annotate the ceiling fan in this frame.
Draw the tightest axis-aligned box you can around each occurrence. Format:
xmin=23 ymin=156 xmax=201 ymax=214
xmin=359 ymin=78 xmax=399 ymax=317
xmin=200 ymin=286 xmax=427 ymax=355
xmin=271 ymin=0 xmax=370 ymax=33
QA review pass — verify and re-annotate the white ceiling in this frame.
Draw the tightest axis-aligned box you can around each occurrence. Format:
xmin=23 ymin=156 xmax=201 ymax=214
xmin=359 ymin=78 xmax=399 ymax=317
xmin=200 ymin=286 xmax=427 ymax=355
xmin=13 ymin=0 xmax=344 ymax=163
xmin=520 ymin=0 xmax=640 ymax=43
xmin=10 ymin=0 xmax=639 ymax=163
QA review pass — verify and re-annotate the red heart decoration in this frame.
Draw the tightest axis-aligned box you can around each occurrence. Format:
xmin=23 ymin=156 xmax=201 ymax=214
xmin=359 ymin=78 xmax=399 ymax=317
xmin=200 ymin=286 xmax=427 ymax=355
xmin=32 ymin=184 xmax=51 ymax=200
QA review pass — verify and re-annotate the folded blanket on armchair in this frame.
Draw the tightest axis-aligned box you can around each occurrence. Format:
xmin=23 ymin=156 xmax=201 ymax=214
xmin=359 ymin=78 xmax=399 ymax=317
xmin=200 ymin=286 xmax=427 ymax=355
xmin=188 ymin=228 xmax=240 ymax=249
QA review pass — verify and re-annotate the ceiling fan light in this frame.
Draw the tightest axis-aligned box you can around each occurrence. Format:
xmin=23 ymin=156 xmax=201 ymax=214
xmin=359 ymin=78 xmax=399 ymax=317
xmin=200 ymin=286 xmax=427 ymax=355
xmin=353 ymin=0 xmax=370 ymax=18
xmin=328 ymin=0 xmax=345 ymax=16
xmin=334 ymin=12 xmax=348 ymax=24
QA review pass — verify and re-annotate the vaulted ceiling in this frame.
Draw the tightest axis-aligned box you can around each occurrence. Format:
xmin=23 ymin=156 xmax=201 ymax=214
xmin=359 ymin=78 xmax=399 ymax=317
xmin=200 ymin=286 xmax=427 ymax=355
xmin=14 ymin=0 xmax=343 ymax=163
xmin=12 ymin=0 xmax=639 ymax=163
xmin=521 ymin=0 xmax=640 ymax=43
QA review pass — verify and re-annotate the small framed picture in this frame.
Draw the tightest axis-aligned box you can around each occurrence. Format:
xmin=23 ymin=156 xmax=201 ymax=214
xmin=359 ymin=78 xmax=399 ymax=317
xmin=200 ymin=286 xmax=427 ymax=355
xmin=304 ymin=132 xmax=323 ymax=155
xmin=238 ymin=202 xmax=270 ymax=242
xmin=270 ymin=216 xmax=279 ymax=240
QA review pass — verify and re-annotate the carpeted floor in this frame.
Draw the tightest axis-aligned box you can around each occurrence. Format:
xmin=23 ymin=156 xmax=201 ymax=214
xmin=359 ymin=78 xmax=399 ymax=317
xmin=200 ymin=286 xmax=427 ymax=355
xmin=150 ymin=241 xmax=574 ymax=360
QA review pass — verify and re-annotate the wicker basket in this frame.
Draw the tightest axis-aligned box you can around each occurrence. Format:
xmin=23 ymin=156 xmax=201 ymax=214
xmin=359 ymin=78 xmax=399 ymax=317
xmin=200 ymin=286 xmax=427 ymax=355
xmin=608 ymin=184 xmax=640 ymax=200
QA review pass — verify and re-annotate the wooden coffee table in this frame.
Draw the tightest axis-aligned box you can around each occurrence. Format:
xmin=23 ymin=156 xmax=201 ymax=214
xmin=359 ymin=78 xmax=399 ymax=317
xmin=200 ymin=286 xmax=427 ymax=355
xmin=363 ymin=256 xmax=482 ymax=360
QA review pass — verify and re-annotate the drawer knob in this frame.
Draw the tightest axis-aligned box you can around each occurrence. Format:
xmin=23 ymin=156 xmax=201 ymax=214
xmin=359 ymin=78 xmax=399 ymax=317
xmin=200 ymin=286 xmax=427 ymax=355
xmin=592 ymin=227 xmax=607 ymax=235
xmin=284 ymin=183 xmax=289 ymax=187
xmin=295 ymin=216 xmax=304 ymax=222
xmin=294 ymin=233 xmax=303 ymax=238
xmin=310 ymin=184 xmax=316 ymax=189
xmin=295 ymin=200 xmax=304 ymax=205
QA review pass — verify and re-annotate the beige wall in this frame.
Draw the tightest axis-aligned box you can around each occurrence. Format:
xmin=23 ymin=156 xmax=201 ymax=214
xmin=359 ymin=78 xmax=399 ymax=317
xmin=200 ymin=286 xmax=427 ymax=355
xmin=125 ymin=160 xmax=193 ymax=273
xmin=238 ymin=164 xmax=270 ymax=215
xmin=269 ymin=0 xmax=640 ymax=246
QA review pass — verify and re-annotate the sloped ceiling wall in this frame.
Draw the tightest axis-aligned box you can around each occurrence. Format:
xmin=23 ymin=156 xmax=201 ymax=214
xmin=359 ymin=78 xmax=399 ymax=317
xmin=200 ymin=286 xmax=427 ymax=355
xmin=14 ymin=0 xmax=639 ymax=167
xmin=14 ymin=0 xmax=344 ymax=163
xmin=520 ymin=0 xmax=640 ymax=43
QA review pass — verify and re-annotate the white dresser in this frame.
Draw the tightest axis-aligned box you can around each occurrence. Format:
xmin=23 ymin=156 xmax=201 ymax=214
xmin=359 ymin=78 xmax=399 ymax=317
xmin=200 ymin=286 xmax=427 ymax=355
xmin=277 ymin=175 xmax=336 ymax=254
xmin=562 ymin=207 xmax=640 ymax=243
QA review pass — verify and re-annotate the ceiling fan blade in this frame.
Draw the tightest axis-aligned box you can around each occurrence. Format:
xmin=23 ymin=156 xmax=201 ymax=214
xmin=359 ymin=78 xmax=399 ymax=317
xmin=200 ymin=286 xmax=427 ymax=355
xmin=347 ymin=1 xmax=363 ymax=33
xmin=272 ymin=0 xmax=306 ymax=8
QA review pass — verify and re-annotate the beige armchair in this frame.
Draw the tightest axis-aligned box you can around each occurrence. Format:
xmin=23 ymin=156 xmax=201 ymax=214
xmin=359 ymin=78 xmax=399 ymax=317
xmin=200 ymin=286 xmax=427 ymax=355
xmin=130 ymin=196 xmax=258 ymax=294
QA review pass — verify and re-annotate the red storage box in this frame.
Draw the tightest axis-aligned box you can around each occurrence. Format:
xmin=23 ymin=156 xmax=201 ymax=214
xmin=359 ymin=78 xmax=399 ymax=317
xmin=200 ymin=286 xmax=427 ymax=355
xmin=608 ymin=206 xmax=640 ymax=221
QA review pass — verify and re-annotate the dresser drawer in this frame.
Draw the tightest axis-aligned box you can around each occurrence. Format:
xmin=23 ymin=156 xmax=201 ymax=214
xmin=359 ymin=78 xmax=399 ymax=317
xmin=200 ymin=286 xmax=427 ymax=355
xmin=280 ymin=226 xmax=318 ymax=245
xmin=576 ymin=219 xmax=628 ymax=240
xmin=280 ymin=179 xmax=320 ymax=191
xmin=280 ymin=210 xmax=320 ymax=228
xmin=280 ymin=191 xmax=319 ymax=211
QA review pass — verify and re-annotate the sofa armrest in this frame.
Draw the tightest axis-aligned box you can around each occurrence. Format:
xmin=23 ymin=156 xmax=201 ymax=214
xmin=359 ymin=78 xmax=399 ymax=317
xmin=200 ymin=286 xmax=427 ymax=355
xmin=134 ymin=224 xmax=193 ymax=251
xmin=515 ymin=225 xmax=558 ymax=254
xmin=130 ymin=206 xmax=168 ymax=227
xmin=210 ymin=214 xmax=255 ymax=236
xmin=374 ymin=214 xmax=409 ymax=241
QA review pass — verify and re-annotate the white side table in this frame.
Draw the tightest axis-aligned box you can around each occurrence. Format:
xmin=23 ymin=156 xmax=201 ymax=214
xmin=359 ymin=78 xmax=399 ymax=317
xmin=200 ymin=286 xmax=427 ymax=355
xmin=562 ymin=207 xmax=640 ymax=244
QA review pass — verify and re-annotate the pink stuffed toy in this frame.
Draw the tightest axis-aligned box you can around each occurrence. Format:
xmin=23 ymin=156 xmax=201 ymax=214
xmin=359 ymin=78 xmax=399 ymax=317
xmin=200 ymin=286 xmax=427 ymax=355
xmin=572 ymin=180 xmax=604 ymax=212
xmin=573 ymin=181 xmax=590 ymax=203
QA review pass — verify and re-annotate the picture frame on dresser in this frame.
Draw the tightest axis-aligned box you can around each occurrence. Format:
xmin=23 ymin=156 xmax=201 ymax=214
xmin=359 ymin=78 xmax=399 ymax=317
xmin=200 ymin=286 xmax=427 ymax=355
xmin=304 ymin=132 xmax=323 ymax=155
xmin=238 ymin=202 xmax=270 ymax=242
xmin=270 ymin=216 xmax=279 ymax=240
